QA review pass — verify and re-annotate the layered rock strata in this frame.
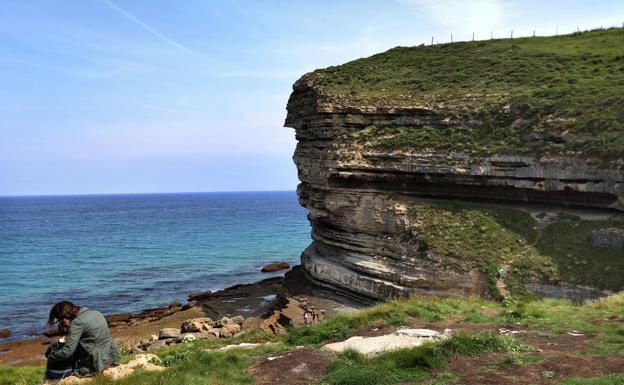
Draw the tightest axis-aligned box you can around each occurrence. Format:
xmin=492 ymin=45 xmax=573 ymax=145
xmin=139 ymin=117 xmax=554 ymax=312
xmin=285 ymin=80 xmax=624 ymax=301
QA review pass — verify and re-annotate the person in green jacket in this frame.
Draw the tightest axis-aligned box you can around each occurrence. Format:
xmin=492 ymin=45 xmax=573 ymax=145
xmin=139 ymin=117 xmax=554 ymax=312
xmin=46 ymin=301 xmax=121 ymax=378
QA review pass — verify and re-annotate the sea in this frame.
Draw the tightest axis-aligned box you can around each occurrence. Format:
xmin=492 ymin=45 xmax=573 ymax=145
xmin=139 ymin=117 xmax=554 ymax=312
xmin=0 ymin=191 xmax=311 ymax=340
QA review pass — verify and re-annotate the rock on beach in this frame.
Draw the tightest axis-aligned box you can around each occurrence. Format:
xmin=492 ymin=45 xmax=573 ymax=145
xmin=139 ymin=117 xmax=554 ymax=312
xmin=181 ymin=317 xmax=214 ymax=332
xmin=261 ymin=262 xmax=290 ymax=273
xmin=158 ymin=328 xmax=180 ymax=339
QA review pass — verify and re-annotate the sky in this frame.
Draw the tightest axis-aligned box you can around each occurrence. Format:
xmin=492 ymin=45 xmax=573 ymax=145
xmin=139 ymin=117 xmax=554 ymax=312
xmin=1 ymin=1 xmax=622 ymax=195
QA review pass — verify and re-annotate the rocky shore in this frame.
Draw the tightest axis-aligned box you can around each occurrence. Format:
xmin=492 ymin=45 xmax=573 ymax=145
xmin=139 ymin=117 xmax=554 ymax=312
xmin=0 ymin=266 xmax=364 ymax=367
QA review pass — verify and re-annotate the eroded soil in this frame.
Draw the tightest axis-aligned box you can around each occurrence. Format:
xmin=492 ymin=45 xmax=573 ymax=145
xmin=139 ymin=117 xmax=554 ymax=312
xmin=247 ymin=348 xmax=333 ymax=385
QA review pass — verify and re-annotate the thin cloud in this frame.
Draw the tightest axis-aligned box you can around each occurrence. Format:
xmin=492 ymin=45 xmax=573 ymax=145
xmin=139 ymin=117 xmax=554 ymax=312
xmin=399 ymin=0 xmax=505 ymax=36
xmin=99 ymin=0 xmax=198 ymax=56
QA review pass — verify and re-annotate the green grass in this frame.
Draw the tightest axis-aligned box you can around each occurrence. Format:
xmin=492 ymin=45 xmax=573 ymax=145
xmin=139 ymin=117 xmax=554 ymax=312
xmin=536 ymin=219 xmax=624 ymax=291
xmin=501 ymin=351 xmax=544 ymax=366
xmin=88 ymin=344 xmax=285 ymax=385
xmin=320 ymin=332 xmax=533 ymax=385
xmin=308 ymin=28 xmax=624 ymax=160
xmin=403 ymin=200 xmax=558 ymax=298
xmin=420 ymin=372 xmax=459 ymax=385
xmin=287 ymin=293 xmax=624 ymax=355
xmin=2 ymin=293 xmax=623 ymax=385
xmin=406 ymin=201 xmax=542 ymax=269
xmin=0 ymin=365 xmax=43 ymax=385
xmin=288 ymin=293 xmax=624 ymax=353
xmin=399 ymin=199 xmax=624 ymax=294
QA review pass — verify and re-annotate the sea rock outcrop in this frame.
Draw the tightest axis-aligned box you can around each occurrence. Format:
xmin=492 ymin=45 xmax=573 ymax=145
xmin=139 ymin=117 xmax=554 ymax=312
xmin=285 ymin=29 xmax=624 ymax=301
xmin=261 ymin=262 xmax=291 ymax=272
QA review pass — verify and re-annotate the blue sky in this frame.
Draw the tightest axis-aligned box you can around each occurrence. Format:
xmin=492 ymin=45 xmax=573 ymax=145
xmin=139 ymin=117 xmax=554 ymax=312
xmin=1 ymin=1 xmax=622 ymax=195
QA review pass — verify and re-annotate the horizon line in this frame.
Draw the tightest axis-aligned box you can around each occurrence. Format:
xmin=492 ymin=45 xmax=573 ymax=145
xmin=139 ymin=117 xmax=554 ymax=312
xmin=0 ymin=189 xmax=298 ymax=199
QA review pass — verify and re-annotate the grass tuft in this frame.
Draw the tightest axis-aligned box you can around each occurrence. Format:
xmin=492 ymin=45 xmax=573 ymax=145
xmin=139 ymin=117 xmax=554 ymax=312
xmin=321 ymin=332 xmax=533 ymax=385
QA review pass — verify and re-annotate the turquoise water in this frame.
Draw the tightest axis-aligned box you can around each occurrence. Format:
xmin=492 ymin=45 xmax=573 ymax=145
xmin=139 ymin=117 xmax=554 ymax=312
xmin=0 ymin=191 xmax=310 ymax=339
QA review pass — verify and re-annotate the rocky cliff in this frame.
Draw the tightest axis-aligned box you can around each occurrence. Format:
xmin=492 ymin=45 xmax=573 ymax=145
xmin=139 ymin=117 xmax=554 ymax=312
xmin=285 ymin=28 xmax=624 ymax=302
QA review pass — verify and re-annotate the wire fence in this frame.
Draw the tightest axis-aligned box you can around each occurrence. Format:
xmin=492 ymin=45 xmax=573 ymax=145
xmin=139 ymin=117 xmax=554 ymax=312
xmin=427 ymin=22 xmax=624 ymax=46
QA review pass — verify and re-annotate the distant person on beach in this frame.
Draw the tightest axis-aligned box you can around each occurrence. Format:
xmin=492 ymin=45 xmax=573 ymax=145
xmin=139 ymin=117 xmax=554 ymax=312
xmin=45 ymin=301 xmax=121 ymax=379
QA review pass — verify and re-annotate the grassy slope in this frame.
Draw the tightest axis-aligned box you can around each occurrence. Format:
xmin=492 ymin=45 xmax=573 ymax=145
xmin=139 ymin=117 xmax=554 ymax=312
xmin=402 ymin=200 xmax=624 ymax=294
xmin=311 ymin=28 xmax=624 ymax=159
xmin=3 ymin=293 xmax=623 ymax=385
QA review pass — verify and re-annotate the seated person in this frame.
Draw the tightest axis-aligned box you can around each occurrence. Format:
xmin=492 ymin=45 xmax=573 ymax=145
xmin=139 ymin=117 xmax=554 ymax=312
xmin=45 ymin=301 xmax=121 ymax=378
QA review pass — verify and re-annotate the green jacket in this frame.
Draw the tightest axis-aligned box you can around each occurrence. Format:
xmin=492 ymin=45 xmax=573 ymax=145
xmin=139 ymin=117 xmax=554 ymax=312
xmin=47 ymin=308 xmax=121 ymax=377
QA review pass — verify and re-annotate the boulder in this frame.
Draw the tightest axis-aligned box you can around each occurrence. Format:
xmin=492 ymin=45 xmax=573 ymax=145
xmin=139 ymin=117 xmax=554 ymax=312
xmin=148 ymin=334 xmax=159 ymax=342
xmin=215 ymin=317 xmax=233 ymax=327
xmin=181 ymin=301 xmax=198 ymax=311
xmin=159 ymin=328 xmax=180 ymax=339
xmin=0 ymin=329 xmax=11 ymax=339
xmin=230 ymin=315 xmax=245 ymax=325
xmin=203 ymin=327 xmax=221 ymax=338
xmin=219 ymin=323 xmax=241 ymax=338
xmin=241 ymin=316 xmax=263 ymax=332
xmin=56 ymin=376 xmax=91 ymax=384
xmin=321 ymin=329 xmax=450 ymax=356
xmin=217 ymin=342 xmax=271 ymax=352
xmin=196 ymin=331 xmax=218 ymax=340
xmin=261 ymin=262 xmax=290 ymax=273
xmin=145 ymin=339 xmax=169 ymax=352
xmin=181 ymin=317 xmax=214 ymax=333
xmin=102 ymin=354 xmax=164 ymax=380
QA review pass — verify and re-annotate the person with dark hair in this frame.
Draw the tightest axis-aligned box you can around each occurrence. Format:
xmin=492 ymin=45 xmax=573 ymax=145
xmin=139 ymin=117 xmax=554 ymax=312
xmin=45 ymin=301 xmax=121 ymax=378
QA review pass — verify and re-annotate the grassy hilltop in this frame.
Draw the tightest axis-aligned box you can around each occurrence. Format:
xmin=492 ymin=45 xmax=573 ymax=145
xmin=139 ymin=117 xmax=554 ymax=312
xmin=305 ymin=28 xmax=624 ymax=159
xmin=305 ymin=29 xmax=624 ymax=296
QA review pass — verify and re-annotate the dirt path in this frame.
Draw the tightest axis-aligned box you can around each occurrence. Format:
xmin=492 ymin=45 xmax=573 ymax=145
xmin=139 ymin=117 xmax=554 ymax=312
xmin=496 ymin=263 xmax=512 ymax=299
xmin=438 ymin=352 xmax=624 ymax=385
xmin=247 ymin=348 xmax=333 ymax=385
xmin=496 ymin=217 xmax=544 ymax=300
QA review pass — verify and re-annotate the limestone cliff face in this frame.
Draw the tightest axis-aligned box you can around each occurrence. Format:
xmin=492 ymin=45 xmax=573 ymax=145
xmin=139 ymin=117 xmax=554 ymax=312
xmin=285 ymin=75 xmax=624 ymax=302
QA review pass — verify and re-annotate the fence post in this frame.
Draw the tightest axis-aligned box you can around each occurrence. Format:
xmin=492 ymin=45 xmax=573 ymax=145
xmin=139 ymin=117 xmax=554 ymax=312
xmin=431 ymin=36 xmax=434 ymax=45
xmin=472 ymin=32 xmax=475 ymax=41
xmin=451 ymin=33 xmax=453 ymax=43
xmin=533 ymin=30 xmax=535 ymax=37
xmin=511 ymin=30 xmax=513 ymax=39
xmin=556 ymin=25 xmax=558 ymax=35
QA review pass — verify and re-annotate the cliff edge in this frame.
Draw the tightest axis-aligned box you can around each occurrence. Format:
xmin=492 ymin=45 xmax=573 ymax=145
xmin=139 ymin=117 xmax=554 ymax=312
xmin=285 ymin=28 xmax=624 ymax=302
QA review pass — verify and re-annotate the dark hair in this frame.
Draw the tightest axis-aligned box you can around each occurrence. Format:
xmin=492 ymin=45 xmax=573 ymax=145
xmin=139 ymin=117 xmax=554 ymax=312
xmin=48 ymin=301 xmax=81 ymax=326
